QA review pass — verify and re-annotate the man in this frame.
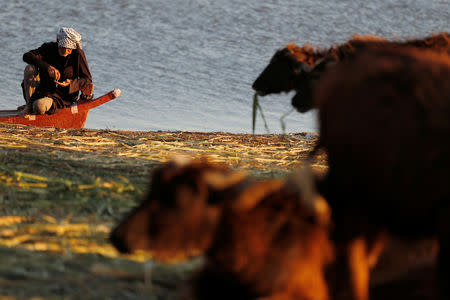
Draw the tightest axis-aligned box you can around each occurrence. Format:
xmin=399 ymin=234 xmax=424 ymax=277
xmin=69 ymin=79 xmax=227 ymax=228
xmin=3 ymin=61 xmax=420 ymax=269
xmin=21 ymin=27 xmax=93 ymax=115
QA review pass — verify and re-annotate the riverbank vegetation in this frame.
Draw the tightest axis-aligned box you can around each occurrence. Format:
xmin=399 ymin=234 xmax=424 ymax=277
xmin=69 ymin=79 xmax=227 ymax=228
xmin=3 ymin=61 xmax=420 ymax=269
xmin=0 ymin=123 xmax=324 ymax=299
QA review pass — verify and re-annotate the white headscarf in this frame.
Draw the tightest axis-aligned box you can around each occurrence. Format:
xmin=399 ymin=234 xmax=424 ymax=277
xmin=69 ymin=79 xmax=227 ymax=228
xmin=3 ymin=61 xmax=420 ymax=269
xmin=57 ymin=27 xmax=82 ymax=50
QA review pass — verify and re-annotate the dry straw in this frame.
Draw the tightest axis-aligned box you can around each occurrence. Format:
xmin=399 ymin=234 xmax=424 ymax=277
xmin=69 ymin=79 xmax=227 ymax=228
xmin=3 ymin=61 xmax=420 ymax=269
xmin=0 ymin=123 xmax=326 ymax=299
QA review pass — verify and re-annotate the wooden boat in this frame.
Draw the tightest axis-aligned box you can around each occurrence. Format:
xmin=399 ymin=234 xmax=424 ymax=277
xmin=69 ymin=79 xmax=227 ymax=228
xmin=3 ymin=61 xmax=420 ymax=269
xmin=0 ymin=89 xmax=121 ymax=129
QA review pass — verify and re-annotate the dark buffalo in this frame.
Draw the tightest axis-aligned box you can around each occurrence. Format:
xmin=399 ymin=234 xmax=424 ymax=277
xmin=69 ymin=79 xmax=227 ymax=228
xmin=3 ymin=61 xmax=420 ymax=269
xmin=251 ymin=43 xmax=326 ymax=97
xmin=315 ymin=46 xmax=450 ymax=300
xmin=253 ymin=33 xmax=450 ymax=113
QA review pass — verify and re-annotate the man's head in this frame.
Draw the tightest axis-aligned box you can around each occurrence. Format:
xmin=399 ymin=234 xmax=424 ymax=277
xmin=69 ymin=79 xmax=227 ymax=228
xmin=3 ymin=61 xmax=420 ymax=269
xmin=56 ymin=27 xmax=82 ymax=56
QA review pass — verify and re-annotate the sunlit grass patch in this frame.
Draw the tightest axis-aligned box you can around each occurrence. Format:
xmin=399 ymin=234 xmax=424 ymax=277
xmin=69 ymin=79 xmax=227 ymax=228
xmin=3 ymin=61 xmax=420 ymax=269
xmin=0 ymin=123 xmax=325 ymax=299
xmin=0 ymin=217 xmax=150 ymax=261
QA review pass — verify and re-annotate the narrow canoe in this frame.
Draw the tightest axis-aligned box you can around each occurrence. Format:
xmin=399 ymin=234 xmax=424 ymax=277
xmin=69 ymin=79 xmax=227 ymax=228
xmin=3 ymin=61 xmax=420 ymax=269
xmin=0 ymin=89 xmax=121 ymax=129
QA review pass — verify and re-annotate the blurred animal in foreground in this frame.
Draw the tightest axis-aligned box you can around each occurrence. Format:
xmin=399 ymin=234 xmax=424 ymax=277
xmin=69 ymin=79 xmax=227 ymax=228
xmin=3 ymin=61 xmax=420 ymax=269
xmin=109 ymin=156 xmax=249 ymax=260
xmin=315 ymin=46 xmax=450 ymax=300
xmin=188 ymin=167 xmax=333 ymax=300
xmin=110 ymin=157 xmax=334 ymax=299
xmin=252 ymin=32 xmax=450 ymax=113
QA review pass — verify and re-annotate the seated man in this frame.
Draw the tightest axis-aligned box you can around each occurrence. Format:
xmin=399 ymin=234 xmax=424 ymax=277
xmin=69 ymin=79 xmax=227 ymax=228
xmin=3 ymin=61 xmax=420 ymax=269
xmin=21 ymin=27 xmax=93 ymax=115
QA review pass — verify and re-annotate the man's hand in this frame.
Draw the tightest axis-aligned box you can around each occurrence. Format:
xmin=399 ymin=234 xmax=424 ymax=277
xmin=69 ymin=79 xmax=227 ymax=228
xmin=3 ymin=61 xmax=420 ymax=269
xmin=48 ymin=66 xmax=61 ymax=81
xmin=55 ymin=79 xmax=72 ymax=87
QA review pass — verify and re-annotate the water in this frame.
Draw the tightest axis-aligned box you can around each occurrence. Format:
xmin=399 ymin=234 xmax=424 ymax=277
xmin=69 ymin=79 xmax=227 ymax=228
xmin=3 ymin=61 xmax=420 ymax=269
xmin=0 ymin=0 xmax=448 ymax=133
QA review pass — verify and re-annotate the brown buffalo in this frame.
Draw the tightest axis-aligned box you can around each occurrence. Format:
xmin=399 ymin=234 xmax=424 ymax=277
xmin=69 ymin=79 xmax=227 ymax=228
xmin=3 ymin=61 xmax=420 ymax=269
xmin=109 ymin=156 xmax=249 ymax=260
xmin=252 ymin=32 xmax=450 ymax=113
xmin=186 ymin=167 xmax=334 ymax=300
xmin=110 ymin=156 xmax=335 ymax=299
xmin=315 ymin=46 xmax=450 ymax=300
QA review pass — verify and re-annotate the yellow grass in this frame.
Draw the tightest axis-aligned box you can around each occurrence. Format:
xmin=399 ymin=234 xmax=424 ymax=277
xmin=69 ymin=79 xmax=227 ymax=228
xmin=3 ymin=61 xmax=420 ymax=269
xmin=0 ymin=123 xmax=325 ymax=299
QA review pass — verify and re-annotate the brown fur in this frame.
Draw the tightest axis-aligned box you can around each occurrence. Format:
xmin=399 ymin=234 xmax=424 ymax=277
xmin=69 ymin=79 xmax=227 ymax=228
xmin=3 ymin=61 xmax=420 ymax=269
xmin=111 ymin=157 xmax=335 ymax=299
xmin=109 ymin=157 xmax=249 ymax=260
xmin=284 ymin=43 xmax=328 ymax=67
xmin=252 ymin=32 xmax=450 ymax=113
xmin=188 ymin=179 xmax=334 ymax=300
xmin=328 ymin=32 xmax=450 ymax=62
xmin=315 ymin=47 xmax=450 ymax=300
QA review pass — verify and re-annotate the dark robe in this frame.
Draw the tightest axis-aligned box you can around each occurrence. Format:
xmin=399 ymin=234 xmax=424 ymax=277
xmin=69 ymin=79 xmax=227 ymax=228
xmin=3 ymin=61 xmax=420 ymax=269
xmin=23 ymin=42 xmax=92 ymax=114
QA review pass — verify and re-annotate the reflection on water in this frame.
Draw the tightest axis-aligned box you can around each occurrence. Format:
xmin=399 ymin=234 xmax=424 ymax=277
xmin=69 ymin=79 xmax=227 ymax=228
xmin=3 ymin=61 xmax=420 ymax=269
xmin=0 ymin=0 xmax=448 ymax=133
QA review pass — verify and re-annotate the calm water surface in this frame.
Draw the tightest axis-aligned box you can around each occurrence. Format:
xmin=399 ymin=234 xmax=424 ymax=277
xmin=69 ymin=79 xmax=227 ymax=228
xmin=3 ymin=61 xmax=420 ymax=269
xmin=0 ymin=0 xmax=448 ymax=133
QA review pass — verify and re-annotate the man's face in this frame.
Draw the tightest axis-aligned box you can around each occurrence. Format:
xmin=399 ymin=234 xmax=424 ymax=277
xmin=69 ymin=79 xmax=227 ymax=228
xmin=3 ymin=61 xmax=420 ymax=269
xmin=58 ymin=46 xmax=73 ymax=57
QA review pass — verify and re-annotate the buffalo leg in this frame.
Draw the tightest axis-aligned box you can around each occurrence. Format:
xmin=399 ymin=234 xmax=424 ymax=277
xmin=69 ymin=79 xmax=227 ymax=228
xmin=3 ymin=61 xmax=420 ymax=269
xmin=367 ymin=232 xmax=387 ymax=268
xmin=348 ymin=237 xmax=371 ymax=300
xmin=437 ymin=206 xmax=450 ymax=300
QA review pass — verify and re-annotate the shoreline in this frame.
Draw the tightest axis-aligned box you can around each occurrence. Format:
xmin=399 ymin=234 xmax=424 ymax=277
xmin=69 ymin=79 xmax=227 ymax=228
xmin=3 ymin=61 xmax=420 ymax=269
xmin=0 ymin=123 xmax=326 ymax=174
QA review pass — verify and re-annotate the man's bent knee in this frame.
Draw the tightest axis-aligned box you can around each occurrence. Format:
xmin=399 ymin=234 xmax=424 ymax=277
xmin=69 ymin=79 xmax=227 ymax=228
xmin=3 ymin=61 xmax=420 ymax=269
xmin=33 ymin=97 xmax=53 ymax=114
xmin=23 ymin=65 xmax=40 ymax=103
xmin=24 ymin=65 xmax=38 ymax=78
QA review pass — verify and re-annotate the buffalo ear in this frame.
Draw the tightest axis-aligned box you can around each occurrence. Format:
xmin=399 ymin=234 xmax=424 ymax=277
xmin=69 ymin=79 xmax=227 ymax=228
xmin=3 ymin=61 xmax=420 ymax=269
xmin=203 ymin=169 xmax=248 ymax=190
xmin=231 ymin=180 xmax=284 ymax=213
xmin=292 ymin=62 xmax=314 ymax=76
xmin=150 ymin=155 xmax=193 ymax=188
xmin=300 ymin=63 xmax=313 ymax=73
xmin=286 ymin=165 xmax=331 ymax=227
xmin=314 ymin=58 xmax=337 ymax=73
xmin=291 ymin=61 xmax=307 ymax=75
xmin=169 ymin=154 xmax=193 ymax=167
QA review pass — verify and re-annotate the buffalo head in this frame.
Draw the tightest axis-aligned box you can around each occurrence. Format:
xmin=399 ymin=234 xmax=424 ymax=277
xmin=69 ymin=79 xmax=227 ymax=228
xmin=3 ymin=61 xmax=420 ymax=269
xmin=252 ymin=47 xmax=312 ymax=96
xmin=110 ymin=156 xmax=248 ymax=260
